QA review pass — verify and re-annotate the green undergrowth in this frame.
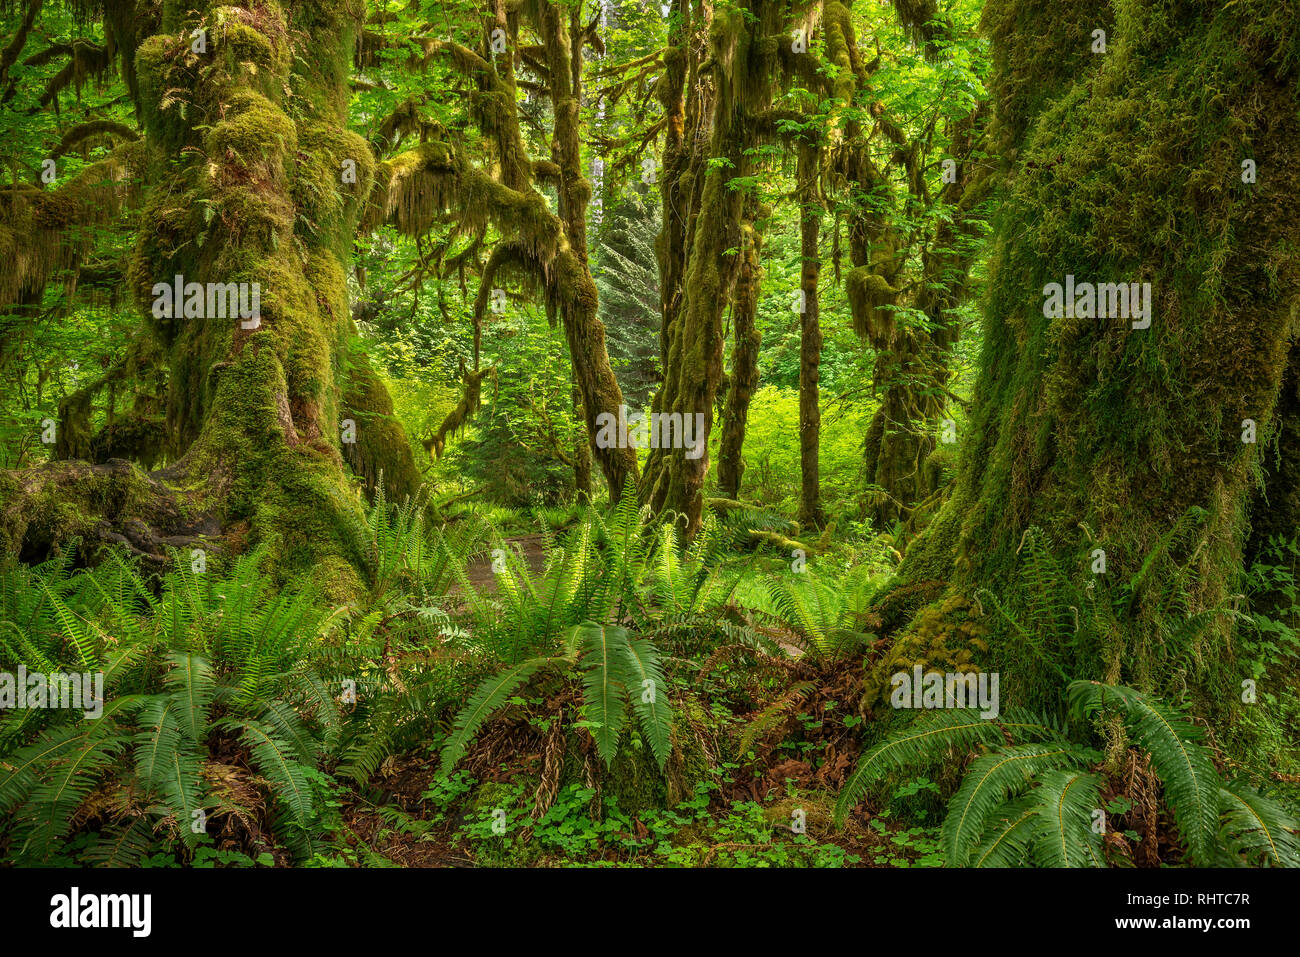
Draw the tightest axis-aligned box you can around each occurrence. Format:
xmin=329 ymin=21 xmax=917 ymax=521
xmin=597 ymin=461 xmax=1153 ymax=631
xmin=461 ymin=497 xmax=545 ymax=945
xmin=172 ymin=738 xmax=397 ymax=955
xmin=3 ymin=481 xmax=1294 ymax=868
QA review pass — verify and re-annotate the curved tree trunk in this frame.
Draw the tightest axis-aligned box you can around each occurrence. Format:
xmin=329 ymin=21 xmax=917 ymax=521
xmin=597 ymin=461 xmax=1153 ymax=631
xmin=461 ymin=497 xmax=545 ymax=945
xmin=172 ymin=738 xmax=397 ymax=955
xmin=538 ymin=1 xmax=638 ymax=502
xmin=372 ymin=1 xmax=638 ymax=502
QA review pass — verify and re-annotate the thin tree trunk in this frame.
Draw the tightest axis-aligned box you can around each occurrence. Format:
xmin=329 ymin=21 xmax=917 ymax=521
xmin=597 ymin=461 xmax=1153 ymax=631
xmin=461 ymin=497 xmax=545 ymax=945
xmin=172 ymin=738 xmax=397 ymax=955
xmin=797 ymin=145 xmax=824 ymax=529
xmin=717 ymin=207 xmax=762 ymax=499
xmin=535 ymin=2 xmax=638 ymax=502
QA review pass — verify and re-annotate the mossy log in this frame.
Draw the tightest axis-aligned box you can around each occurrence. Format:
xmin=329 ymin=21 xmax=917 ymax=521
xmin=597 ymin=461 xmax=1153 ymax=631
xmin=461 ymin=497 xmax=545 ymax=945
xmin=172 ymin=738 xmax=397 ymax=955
xmin=0 ymin=458 xmax=218 ymax=567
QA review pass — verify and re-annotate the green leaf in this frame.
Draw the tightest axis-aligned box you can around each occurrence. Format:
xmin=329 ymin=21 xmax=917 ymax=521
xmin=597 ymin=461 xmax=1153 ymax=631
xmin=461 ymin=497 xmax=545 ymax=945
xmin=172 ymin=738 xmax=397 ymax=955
xmin=1068 ymin=681 xmax=1219 ymax=865
xmin=942 ymin=744 xmax=1078 ymax=866
xmin=438 ymin=657 xmax=552 ymax=776
xmin=615 ymin=632 xmax=673 ymax=770
xmin=575 ymin=622 xmax=628 ymax=767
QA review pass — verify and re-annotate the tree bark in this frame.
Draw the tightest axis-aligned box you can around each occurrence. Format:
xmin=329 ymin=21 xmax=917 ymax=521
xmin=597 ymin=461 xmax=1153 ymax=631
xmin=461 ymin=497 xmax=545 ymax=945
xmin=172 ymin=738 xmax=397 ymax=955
xmin=887 ymin=0 xmax=1300 ymax=725
xmin=1 ymin=1 xmax=421 ymax=594
xmin=796 ymin=144 xmax=824 ymax=529
xmin=717 ymin=207 xmax=762 ymax=500
xmin=641 ymin=1 xmax=782 ymax=534
xmin=383 ymin=4 xmax=638 ymax=502
xmin=573 ymin=385 xmax=592 ymax=502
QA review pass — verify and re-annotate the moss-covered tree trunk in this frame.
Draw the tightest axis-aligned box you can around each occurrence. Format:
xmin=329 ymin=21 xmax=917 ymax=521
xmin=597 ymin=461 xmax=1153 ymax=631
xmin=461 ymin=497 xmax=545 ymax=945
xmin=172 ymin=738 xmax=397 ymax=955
xmin=886 ymin=0 xmax=1300 ymax=732
xmin=859 ymin=110 xmax=988 ymax=532
xmin=537 ymin=1 xmax=639 ymax=502
xmin=642 ymin=0 xmax=785 ymax=534
xmin=717 ymin=208 xmax=762 ymax=500
xmin=573 ymin=384 xmax=592 ymax=502
xmin=796 ymin=144 xmax=824 ymax=529
xmin=142 ymin=0 xmax=419 ymax=588
xmin=642 ymin=6 xmax=722 ymax=533
xmin=2 ymin=1 xmax=421 ymax=594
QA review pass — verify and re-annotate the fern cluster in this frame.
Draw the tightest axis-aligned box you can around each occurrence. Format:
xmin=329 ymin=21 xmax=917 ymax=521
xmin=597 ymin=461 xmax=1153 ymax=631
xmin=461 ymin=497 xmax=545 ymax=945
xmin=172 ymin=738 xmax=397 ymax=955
xmin=0 ymin=549 xmax=344 ymax=864
xmin=834 ymin=680 xmax=1300 ymax=867
xmin=978 ymin=516 xmax=1247 ymax=715
xmin=435 ymin=493 xmax=684 ymax=775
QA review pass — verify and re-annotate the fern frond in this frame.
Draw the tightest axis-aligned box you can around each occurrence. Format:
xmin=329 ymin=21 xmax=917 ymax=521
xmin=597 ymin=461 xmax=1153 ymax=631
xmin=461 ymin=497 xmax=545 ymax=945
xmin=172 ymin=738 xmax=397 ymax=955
xmin=1217 ymin=781 xmax=1300 ymax=868
xmin=37 ymin=579 xmax=104 ymax=669
xmin=83 ymin=817 xmax=155 ymax=867
xmin=1068 ymin=680 xmax=1219 ymax=864
xmin=738 ymin=680 xmax=816 ymax=758
xmin=835 ymin=709 xmax=1057 ymax=824
xmin=233 ymin=719 xmax=314 ymax=828
xmin=164 ymin=653 xmax=214 ymax=745
xmin=942 ymin=744 xmax=1080 ymax=866
xmin=437 ymin=657 xmax=552 ymax=776
xmin=256 ymin=699 xmax=318 ymax=764
xmin=576 ymin=622 xmax=628 ymax=767
xmin=970 ymin=795 xmax=1038 ymax=867
xmin=615 ymin=633 xmax=672 ymax=770
xmin=14 ymin=723 xmax=129 ymax=860
xmin=1026 ymin=769 xmax=1104 ymax=867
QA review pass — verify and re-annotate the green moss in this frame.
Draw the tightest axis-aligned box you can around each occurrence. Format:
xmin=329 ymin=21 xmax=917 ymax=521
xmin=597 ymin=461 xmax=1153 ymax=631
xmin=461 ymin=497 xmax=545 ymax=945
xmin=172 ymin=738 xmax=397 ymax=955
xmin=340 ymin=345 xmax=421 ymax=504
xmin=887 ymin=0 xmax=1300 ymax=732
xmin=134 ymin=34 xmax=191 ymax=152
xmin=52 ymin=2 xmax=422 ymax=588
xmin=287 ymin=0 xmax=358 ymax=121
xmin=294 ymin=124 xmax=373 ymax=251
xmin=205 ymin=90 xmax=297 ymax=183
xmin=0 ymin=460 xmax=165 ymax=563
xmin=864 ymin=595 xmax=989 ymax=707
xmin=218 ymin=20 xmax=288 ymax=79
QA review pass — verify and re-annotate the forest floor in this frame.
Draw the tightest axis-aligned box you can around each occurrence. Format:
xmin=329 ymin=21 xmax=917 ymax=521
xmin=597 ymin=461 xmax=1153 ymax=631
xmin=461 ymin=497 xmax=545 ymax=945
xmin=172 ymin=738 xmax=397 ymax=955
xmin=329 ymin=633 xmax=939 ymax=868
xmin=335 ymin=750 xmax=911 ymax=868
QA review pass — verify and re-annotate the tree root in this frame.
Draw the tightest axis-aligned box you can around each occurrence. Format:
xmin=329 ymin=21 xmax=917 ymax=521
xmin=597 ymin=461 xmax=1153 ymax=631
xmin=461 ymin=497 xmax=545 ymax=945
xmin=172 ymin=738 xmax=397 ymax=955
xmin=0 ymin=458 xmax=218 ymax=569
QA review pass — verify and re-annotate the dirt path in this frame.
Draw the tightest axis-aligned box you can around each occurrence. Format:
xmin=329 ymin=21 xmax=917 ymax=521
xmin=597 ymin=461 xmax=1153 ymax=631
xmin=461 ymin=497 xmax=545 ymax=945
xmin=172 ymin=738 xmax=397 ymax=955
xmin=462 ymin=534 xmax=548 ymax=591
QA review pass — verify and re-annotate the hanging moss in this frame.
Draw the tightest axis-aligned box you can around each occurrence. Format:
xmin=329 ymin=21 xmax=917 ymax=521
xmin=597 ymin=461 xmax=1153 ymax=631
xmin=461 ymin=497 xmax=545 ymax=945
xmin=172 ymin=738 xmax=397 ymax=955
xmin=368 ymin=7 xmax=641 ymax=500
xmin=846 ymin=267 xmax=898 ymax=341
xmin=0 ymin=144 xmax=143 ymax=309
xmin=425 ymin=366 xmax=494 ymax=460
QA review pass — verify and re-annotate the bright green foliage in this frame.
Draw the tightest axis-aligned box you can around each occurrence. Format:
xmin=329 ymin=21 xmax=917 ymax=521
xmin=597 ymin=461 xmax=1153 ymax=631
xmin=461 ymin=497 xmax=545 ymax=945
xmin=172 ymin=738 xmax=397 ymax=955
xmin=435 ymin=495 xmax=677 ymax=775
xmin=834 ymin=706 xmax=1059 ymax=826
xmin=760 ymin=566 xmax=880 ymax=660
xmin=1217 ymin=781 xmax=1300 ymax=870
